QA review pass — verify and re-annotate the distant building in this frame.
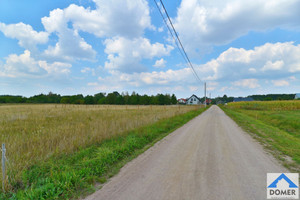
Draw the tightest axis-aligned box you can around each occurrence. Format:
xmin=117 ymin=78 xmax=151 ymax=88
xmin=233 ymin=97 xmax=254 ymax=102
xmin=186 ymin=94 xmax=201 ymax=105
xmin=178 ymin=98 xmax=187 ymax=104
xmin=216 ymin=100 xmax=224 ymax=105
xmin=204 ymin=99 xmax=212 ymax=105
xmin=295 ymin=93 xmax=300 ymax=99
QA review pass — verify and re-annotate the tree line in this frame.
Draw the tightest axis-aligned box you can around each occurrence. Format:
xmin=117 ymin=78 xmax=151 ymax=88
xmin=0 ymin=92 xmax=178 ymax=105
xmin=211 ymin=94 xmax=296 ymax=104
xmin=248 ymin=94 xmax=296 ymax=101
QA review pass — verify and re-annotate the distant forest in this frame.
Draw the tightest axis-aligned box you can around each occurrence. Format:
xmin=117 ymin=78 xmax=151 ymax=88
xmin=0 ymin=92 xmax=178 ymax=105
xmin=0 ymin=92 xmax=297 ymax=105
xmin=248 ymin=94 xmax=296 ymax=101
xmin=213 ymin=94 xmax=296 ymax=104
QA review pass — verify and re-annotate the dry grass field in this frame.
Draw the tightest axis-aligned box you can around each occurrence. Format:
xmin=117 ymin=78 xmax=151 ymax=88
xmin=0 ymin=104 xmax=200 ymax=190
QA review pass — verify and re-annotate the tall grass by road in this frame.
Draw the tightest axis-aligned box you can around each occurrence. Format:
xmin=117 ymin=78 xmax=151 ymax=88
xmin=0 ymin=104 xmax=200 ymax=194
xmin=221 ymin=101 xmax=300 ymax=171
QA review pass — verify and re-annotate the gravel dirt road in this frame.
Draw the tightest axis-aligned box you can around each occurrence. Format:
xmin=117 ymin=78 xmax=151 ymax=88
xmin=84 ymin=105 xmax=288 ymax=200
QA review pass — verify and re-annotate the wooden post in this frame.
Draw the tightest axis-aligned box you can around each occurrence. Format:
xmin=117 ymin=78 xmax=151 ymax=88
xmin=2 ymin=144 xmax=5 ymax=192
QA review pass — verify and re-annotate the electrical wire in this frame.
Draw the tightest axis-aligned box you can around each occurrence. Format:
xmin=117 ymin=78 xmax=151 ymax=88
xmin=153 ymin=0 xmax=202 ymax=83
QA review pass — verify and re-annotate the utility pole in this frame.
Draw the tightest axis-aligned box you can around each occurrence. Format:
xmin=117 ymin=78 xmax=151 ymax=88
xmin=204 ymin=82 xmax=207 ymax=108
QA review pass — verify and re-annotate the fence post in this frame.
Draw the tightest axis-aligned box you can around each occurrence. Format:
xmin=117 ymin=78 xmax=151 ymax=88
xmin=2 ymin=143 xmax=5 ymax=192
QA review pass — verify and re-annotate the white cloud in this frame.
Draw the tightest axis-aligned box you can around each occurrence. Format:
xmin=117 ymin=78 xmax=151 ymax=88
xmin=0 ymin=50 xmax=71 ymax=78
xmin=38 ymin=61 xmax=71 ymax=75
xmin=88 ymin=41 xmax=300 ymax=97
xmin=174 ymin=0 xmax=300 ymax=55
xmin=271 ymin=80 xmax=289 ymax=87
xmin=104 ymin=37 xmax=173 ymax=73
xmin=249 ymin=68 xmax=257 ymax=73
xmin=232 ymin=79 xmax=260 ymax=89
xmin=42 ymin=8 xmax=67 ymax=33
xmin=39 ymin=0 xmax=153 ymax=63
xmin=87 ymin=82 xmax=98 ymax=86
xmin=0 ymin=50 xmax=46 ymax=77
xmin=153 ymin=58 xmax=166 ymax=68
xmin=64 ymin=0 xmax=152 ymax=38
xmin=0 ymin=0 xmax=155 ymax=77
xmin=262 ymin=60 xmax=284 ymax=71
xmin=0 ymin=22 xmax=49 ymax=50
xmin=81 ymin=67 xmax=96 ymax=76
xmin=199 ymin=42 xmax=300 ymax=81
xmin=42 ymin=8 xmax=96 ymax=61
xmin=158 ymin=27 xmax=164 ymax=32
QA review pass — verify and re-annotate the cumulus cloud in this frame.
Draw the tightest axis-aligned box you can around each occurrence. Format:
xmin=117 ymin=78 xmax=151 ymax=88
xmin=200 ymin=42 xmax=300 ymax=81
xmin=104 ymin=37 xmax=173 ymax=73
xmin=81 ymin=67 xmax=96 ymax=76
xmin=42 ymin=8 xmax=96 ymax=61
xmin=0 ymin=0 xmax=157 ymax=81
xmin=0 ymin=50 xmax=71 ymax=78
xmin=232 ymin=79 xmax=260 ymax=89
xmin=87 ymin=41 xmax=300 ymax=97
xmin=0 ymin=50 xmax=46 ymax=77
xmin=38 ymin=61 xmax=71 ymax=75
xmin=0 ymin=22 xmax=49 ymax=50
xmin=271 ymin=80 xmax=289 ymax=87
xmin=174 ymin=0 xmax=300 ymax=55
xmin=153 ymin=58 xmax=166 ymax=68
xmin=39 ymin=0 xmax=153 ymax=63
xmin=261 ymin=60 xmax=284 ymax=71
xmin=64 ymin=0 xmax=152 ymax=38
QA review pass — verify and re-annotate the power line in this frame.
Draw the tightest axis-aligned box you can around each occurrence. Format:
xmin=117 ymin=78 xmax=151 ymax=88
xmin=152 ymin=0 xmax=189 ymax=66
xmin=154 ymin=0 xmax=202 ymax=83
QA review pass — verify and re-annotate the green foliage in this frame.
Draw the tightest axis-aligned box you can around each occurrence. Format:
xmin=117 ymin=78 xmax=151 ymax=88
xmin=0 ymin=92 xmax=178 ymax=105
xmin=0 ymin=95 xmax=26 ymax=103
xmin=221 ymin=104 xmax=300 ymax=171
xmin=249 ymin=94 xmax=295 ymax=101
xmin=1 ymin=108 xmax=206 ymax=199
xmin=213 ymin=95 xmax=234 ymax=103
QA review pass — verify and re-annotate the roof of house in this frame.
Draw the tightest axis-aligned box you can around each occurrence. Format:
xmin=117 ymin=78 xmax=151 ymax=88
xmin=186 ymin=94 xmax=201 ymax=101
xmin=178 ymin=98 xmax=187 ymax=102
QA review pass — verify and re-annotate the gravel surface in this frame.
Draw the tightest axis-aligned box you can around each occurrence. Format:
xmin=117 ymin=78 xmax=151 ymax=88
xmin=84 ymin=105 xmax=288 ymax=200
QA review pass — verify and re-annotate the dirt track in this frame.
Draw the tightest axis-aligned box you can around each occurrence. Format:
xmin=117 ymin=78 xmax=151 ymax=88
xmin=84 ymin=105 xmax=288 ymax=200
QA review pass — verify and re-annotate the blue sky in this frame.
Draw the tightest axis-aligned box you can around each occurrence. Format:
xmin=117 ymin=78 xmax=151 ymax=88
xmin=0 ymin=0 xmax=300 ymax=98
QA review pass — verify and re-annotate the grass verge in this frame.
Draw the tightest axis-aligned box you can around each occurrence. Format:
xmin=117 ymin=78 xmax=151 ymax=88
xmin=1 ymin=107 xmax=207 ymax=200
xmin=221 ymin=106 xmax=300 ymax=172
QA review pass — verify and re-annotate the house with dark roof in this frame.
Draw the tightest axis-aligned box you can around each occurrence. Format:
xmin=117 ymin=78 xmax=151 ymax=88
xmin=186 ymin=94 xmax=201 ymax=105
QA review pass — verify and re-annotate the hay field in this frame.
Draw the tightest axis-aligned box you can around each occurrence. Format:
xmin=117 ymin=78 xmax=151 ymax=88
xmin=0 ymin=104 xmax=200 ymax=189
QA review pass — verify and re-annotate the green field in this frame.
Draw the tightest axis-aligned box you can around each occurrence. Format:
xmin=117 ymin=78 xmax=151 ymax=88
xmin=221 ymin=101 xmax=300 ymax=171
xmin=0 ymin=104 xmax=206 ymax=199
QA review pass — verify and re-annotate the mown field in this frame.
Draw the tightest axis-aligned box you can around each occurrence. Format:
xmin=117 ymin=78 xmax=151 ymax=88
xmin=0 ymin=104 xmax=205 ymax=199
xmin=221 ymin=100 xmax=300 ymax=171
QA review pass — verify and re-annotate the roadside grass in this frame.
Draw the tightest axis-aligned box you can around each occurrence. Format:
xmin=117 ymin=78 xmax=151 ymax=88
xmin=0 ymin=106 xmax=207 ymax=199
xmin=229 ymin=109 xmax=300 ymax=138
xmin=221 ymin=102 xmax=300 ymax=171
